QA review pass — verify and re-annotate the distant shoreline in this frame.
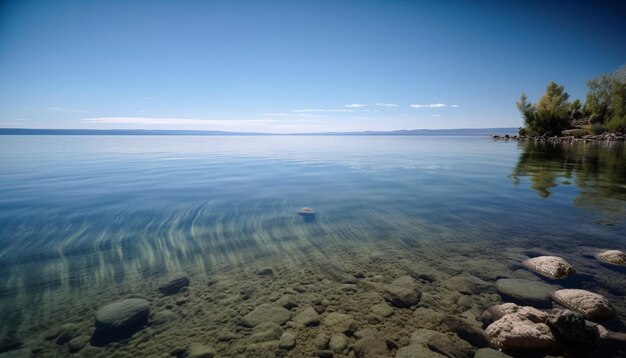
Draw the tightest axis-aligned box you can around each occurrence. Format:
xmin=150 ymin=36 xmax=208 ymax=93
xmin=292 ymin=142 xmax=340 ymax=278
xmin=491 ymin=133 xmax=625 ymax=143
xmin=0 ymin=127 xmax=519 ymax=136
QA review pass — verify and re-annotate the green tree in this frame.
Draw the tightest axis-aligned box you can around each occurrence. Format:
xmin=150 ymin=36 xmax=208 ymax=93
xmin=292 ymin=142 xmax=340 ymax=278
xmin=517 ymin=82 xmax=571 ymax=136
xmin=584 ymin=65 xmax=626 ymax=131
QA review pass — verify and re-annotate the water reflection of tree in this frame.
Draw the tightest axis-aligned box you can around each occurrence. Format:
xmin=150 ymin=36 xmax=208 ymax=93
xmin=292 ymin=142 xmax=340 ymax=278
xmin=510 ymin=141 xmax=626 ymax=213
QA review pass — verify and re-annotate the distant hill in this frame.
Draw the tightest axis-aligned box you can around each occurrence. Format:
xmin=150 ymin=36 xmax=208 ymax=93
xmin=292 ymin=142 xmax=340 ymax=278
xmin=0 ymin=128 xmax=518 ymax=136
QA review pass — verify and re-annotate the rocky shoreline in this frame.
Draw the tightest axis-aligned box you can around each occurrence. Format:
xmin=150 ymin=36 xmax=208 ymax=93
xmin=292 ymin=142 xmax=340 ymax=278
xmin=491 ymin=132 xmax=626 ymax=143
xmin=3 ymin=243 xmax=625 ymax=358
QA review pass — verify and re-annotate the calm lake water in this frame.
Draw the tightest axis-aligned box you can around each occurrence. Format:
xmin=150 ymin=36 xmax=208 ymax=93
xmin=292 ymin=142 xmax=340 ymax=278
xmin=0 ymin=136 xmax=624 ymax=356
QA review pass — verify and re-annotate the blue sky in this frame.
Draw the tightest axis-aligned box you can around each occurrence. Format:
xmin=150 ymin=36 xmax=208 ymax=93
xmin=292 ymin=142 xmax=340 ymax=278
xmin=1 ymin=0 xmax=625 ymax=133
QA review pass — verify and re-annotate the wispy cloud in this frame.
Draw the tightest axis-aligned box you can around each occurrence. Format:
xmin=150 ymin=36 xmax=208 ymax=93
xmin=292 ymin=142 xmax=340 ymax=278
xmin=344 ymin=103 xmax=367 ymax=108
xmin=46 ymin=107 xmax=100 ymax=114
xmin=375 ymin=103 xmax=398 ymax=107
xmin=410 ymin=103 xmax=447 ymax=108
xmin=293 ymin=108 xmax=354 ymax=113
xmin=262 ymin=112 xmax=318 ymax=118
xmin=83 ymin=117 xmax=276 ymax=126
xmin=432 ymin=114 xmax=441 ymax=117
xmin=451 ymin=104 xmax=460 ymax=108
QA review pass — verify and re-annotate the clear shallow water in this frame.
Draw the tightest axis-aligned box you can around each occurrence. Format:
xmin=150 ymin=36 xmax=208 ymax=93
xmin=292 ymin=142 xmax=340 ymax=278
xmin=0 ymin=136 xmax=625 ymax=356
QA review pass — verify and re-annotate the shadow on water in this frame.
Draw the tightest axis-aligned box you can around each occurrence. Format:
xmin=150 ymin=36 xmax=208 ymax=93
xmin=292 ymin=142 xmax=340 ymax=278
xmin=510 ymin=140 xmax=626 ymax=213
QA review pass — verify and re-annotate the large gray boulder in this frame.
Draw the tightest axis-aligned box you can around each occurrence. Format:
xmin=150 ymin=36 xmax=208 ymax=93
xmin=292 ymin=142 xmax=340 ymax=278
xmin=522 ymin=256 xmax=575 ymax=279
xmin=95 ymin=298 xmax=150 ymax=333
xmin=551 ymin=289 xmax=616 ymax=321
xmin=384 ymin=275 xmax=421 ymax=308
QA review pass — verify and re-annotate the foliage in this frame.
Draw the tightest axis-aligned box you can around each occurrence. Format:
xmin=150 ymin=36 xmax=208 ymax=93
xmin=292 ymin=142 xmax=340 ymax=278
xmin=517 ymin=65 xmax=626 ymax=135
xmin=591 ymin=122 xmax=607 ymax=134
xmin=516 ymin=82 xmax=571 ymax=136
xmin=584 ymin=65 xmax=626 ymax=132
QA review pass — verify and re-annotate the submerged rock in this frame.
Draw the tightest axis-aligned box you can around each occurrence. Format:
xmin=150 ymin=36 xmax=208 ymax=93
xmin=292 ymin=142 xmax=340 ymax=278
xmin=241 ymin=303 xmax=292 ymax=327
xmin=595 ymin=250 xmax=626 ymax=266
xmin=495 ymin=278 xmax=557 ymax=308
xmin=474 ymin=348 xmax=512 ymax=358
xmin=371 ymin=302 xmax=394 ymax=317
xmin=353 ymin=336 xmax=390 ymax=358
xmin=551 ymin=289 xmax=616 ymax=321
xmin=297 ymin=207 xmax=315 ymax=216
xmin=384 ymin=275 xmax=421 ymax=308
xmin=322 ymin=312 xmax=357 ymax=334
xmin=329 ymin=333 xmax=348 ymax=353
xmin=54 ymin=323 xmax=79 ymax=345
xmin=256 ymin=267 xmax=274 ymax=276
xmin=314 ymin=333 xmax=330 ymax=350
xmin=410 ymin=329 xmax=472 ymax=358
xmin=441 ymin=315 xmax=489 ymax=347
xmin=279 ymin=330 xmax=296 ymax=350
xmin=292 ymin=306 xmax=320 ymax=327
xmin=522 ymin=256 xmax=576 ymax=279
xmin=0 ymin=348 xmax=33 ymax=358
xmin=485 ymin=310 xmax=557 ymax=351
xmin=92 ymin=298 xmax=150 ymax=344
xmin=443 ymin=275 xmax=491 ymax=295
xmin=395 ymin=344 xmax=446 ymax=358
xmin=68 ymin=336 xmax=89 ymax=353
xmin=158 ymin=273 xmax=190 ymax=295
xmin=249 ymin=322 xmax=283 ymax=343
xmin=187 ymin=343 xmax=215 ymax=358
xmin=94 ymin=298 xmax=150 ymax=332
xmin=547 ymin=309 xmax=596 ymax=345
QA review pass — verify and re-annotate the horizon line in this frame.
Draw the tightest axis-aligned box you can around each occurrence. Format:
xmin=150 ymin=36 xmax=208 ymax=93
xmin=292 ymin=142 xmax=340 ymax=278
xmin=0 ymin=127 xmax=519 ymax=136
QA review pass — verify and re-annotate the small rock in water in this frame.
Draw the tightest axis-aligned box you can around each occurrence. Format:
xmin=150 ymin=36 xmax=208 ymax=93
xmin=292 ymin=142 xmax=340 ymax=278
xmin=441 ymin=315 xmax=489 ymax=348
xmin=152 ymin=309 xmax=178 ymax=326
xmin=547 ymin=309 xmax=596 ymax=345
xmin=249 ymin=322 xmax=283 ymax=343
xmin=92 ymin=298 xmax=150 ymax=343
xmin=241 ymin=303 xmax=292 ymax=327
xmin=0 ymin=348 xmax=33 ymax=358
xmin=595 ymin=250 xmax=626 ymax=266
xmin=158 ymin=273 xmax=190 ymax=295
xmin=384 ymin=275 xmax=421 ymax=308
xmin=551 ymin=289 xmax=616 ymax=321
xmin=522 ymin=256 xmax=576 ymax=279
xmin=396 ymin=344 xmax=446 ymax=357
xmin=474 ymin=347 xmax=512 ymax=358
xmin=54 ymin=323 xmax=79 ymax=345
xmin=353 ymin=336 xmax=390 ymax=358
xmin=297 ymin=207 xmax=315 ymax=216
xmin=187 ymin=343 xmax=215 ymax=358
xmin=410 ymin=329 xmax=472 ymax=357
xmin=256 ymin=267 xmax=274 ymax=276
xmin=68 ymin=336 xmax=89 ymax=353
xmin=495 ymin=278 xmax=557 ymax=308
xmin=292 ymin=306 xmax=320 ymax=327
xmin=322 ymin=312 xmax=358 ymax=334
xmin=329 ymin=333 xmax=348 ymax=353
xmin=279 ymin=330 xmax=296 ymax=350
xmin=314 ymin=333 xmax=330 ymax=350
xmin=371 ymin=302 xmax=394 ymax=317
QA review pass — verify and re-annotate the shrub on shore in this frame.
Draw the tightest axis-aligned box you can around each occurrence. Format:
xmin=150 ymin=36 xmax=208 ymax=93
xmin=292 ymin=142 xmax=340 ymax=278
xmin=517 ymin=65 xmax=626 ymax=136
